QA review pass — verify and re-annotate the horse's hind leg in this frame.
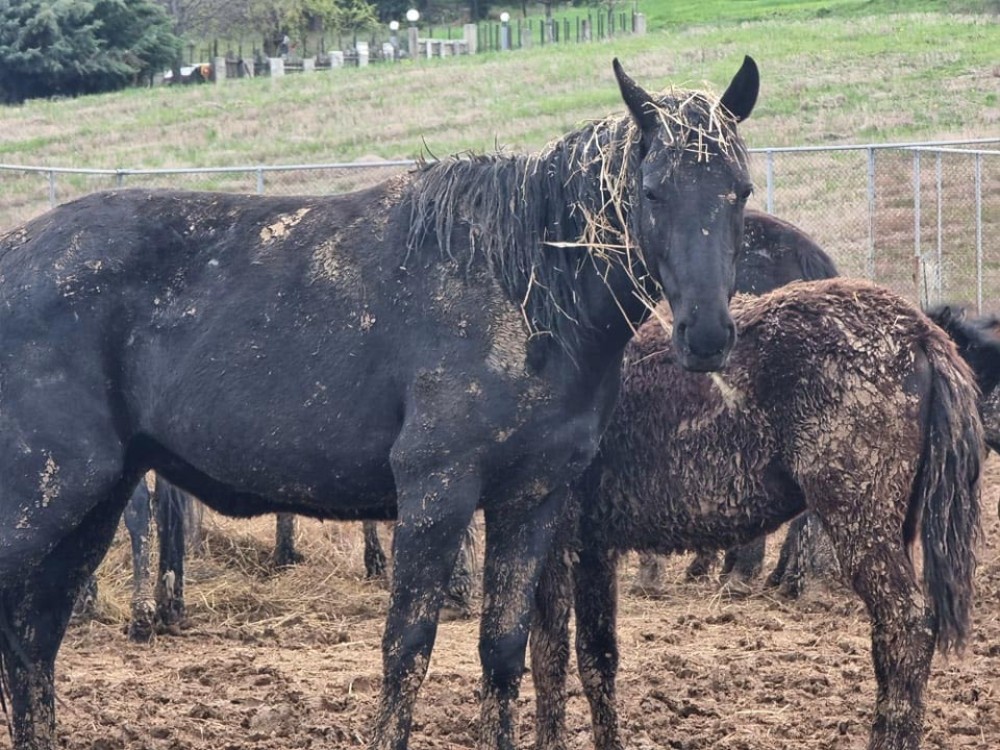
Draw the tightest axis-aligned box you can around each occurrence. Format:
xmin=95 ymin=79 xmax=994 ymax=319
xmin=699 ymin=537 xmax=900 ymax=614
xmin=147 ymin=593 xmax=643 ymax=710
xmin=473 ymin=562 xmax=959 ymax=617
xmin=631 ymin=551 xmax=665 ymax=593
xmin=273 ymin=513 xmax=304 ymax=567
xmin=123 ymin=481 xmax=155 ymax=642
xmin=0 ymin=488 xmax=127 ymax=749
xmin=362 ymin=520 xmax=388 ymax=580
xmin=820 ymin=510 xmax=934 ymax=750
xmin=720 ymin=535 xmax=764 ymax=584
xmin=154 ymin=479 xmax=189 ymax=631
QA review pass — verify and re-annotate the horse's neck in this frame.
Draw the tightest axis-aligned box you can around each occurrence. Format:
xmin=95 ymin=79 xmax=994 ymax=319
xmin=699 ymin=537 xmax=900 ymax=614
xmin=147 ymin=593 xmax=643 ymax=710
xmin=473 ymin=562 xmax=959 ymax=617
xmin=552 ymin=254 xmax=656 ymax=368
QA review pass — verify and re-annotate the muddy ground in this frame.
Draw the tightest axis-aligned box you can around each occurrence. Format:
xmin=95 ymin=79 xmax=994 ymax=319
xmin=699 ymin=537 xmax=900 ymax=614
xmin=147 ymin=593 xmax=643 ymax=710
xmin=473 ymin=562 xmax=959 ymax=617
xmin=11 ymin=457 xmax=1000 ymax=750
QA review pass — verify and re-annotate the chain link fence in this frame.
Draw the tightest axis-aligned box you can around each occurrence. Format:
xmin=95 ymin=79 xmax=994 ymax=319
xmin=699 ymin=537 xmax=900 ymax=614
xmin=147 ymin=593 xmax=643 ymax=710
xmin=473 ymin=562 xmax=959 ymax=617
xmin=748 ymin=139 xmax=1000 ymax=312
xmin=3 ymin=138 xmax=998 ymax=311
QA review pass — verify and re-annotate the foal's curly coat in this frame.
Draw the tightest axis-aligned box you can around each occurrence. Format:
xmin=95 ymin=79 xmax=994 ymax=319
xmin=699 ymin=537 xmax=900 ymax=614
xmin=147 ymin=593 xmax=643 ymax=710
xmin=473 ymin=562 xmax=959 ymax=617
xmin=531 ymin=278 xmax=983 ymax=750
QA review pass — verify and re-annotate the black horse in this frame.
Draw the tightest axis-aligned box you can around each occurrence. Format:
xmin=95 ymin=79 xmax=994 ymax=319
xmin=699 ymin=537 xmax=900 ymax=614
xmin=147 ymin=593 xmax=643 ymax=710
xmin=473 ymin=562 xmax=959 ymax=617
xmin=530 ymin=279 xmax=983 ymax=750
xmin=0 ymin=56 xmax=758 ymax=750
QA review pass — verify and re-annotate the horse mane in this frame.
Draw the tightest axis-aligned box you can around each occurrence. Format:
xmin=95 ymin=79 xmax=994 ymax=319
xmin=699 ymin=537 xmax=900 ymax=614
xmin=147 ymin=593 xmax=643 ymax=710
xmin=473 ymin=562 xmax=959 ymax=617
xmin=403 ymin=86 xmax=749 ymax=354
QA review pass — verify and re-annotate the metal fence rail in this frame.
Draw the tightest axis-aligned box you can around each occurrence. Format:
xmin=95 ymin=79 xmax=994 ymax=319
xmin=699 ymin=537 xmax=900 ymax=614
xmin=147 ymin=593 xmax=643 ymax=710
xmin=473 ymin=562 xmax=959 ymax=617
xmin=3 ymin=138 xmax=998 ymax=310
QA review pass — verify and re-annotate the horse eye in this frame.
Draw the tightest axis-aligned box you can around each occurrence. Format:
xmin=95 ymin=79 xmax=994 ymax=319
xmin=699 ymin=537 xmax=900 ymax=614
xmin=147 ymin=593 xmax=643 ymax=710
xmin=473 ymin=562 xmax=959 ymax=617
xmin=644 ymin=189 xmax=659 ymax=202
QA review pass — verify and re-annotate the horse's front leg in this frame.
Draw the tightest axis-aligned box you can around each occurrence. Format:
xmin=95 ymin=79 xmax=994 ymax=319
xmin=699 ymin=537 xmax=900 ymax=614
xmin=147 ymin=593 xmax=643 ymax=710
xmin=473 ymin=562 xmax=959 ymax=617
xmin=574 ymin=534 xmax=624 ymax=750
xmin=530 ymin=504 xmax=577 ymax=750
xmin=369 ymin=450 xmax=481 ymax=750
xmin=478 ymin=488 xmax=568 ymax=750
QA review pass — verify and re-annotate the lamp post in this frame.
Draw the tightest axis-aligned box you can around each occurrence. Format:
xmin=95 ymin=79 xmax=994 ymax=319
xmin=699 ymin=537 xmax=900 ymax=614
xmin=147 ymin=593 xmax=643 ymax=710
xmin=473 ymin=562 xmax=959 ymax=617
xmin=389 ymin=20 xmax=400 ymax=60
xmin=499 ymin=11 xmax=510 ymax=51
xmin=406 ymin=8 xmax=420 ymax=60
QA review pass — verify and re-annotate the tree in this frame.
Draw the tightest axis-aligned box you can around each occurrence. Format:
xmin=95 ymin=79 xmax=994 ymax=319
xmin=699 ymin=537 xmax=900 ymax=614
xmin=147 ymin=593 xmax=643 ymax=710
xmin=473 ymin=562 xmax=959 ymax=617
xmin=0 ymin=0 xmax=181 ymax=104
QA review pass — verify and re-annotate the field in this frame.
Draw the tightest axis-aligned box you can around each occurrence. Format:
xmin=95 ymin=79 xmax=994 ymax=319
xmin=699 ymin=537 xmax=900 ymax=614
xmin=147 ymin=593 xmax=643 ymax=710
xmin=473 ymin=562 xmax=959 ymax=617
xmin=40 ymin=456 xmax=1000 ymax=750
xmin=2 ymin=8 xmax=998 ymax=309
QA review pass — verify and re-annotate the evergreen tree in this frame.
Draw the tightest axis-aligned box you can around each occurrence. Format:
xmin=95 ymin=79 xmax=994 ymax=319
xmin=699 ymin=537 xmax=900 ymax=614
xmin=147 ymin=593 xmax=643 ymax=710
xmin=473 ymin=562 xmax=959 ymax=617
xmin=0 ymin=0 xmax=181 ymax=104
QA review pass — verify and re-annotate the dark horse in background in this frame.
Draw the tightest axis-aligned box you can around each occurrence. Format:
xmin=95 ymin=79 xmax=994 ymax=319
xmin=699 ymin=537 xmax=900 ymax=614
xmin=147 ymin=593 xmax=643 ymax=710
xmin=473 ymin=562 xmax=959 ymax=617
xmin=529 ymin=279 xmax=983 ymax=750
xmin=0 ymin=56 xmax=758 ymax=749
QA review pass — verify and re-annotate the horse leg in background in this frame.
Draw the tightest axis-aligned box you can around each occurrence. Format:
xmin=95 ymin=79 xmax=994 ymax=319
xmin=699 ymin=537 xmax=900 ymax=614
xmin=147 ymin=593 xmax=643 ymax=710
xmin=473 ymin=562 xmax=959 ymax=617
xmin=71 ymin=575 xmax=100 ymax=622
xmin=273 ymin=513 xmax=304 ymax=567
xmin=441 ymin=523 xmax=476 ymax=619
xmin=154 ymin=478 xmax=189 ymax=631
xmin=0 ymin=463 xmax=131 ymax=750
xmin=122 ymin=480 xmax=156 ymax=643
xmin=719 ymin=535 xmax=765 ymax=587
xmin=764 ymin=512 xmax=839 ymax=598
xmin=684 ymin=549 xmax=718 ymax=580
xmin=362 ymin=520 xmax=388 ymax=580
xmin=765 ymin=513 xmax=808 ymax=593
xmin=630 ymin=551 xmax=665 ymax=594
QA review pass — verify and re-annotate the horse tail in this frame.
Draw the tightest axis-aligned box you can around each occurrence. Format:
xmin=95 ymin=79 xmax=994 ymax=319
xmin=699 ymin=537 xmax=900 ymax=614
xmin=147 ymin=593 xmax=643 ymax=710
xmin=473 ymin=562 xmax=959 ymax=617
xmin=911 ymin=331 xmax=984 ymax=654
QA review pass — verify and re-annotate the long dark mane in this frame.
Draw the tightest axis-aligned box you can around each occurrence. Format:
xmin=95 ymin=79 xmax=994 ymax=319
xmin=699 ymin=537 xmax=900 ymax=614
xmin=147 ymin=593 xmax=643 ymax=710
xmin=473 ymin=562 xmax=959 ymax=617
xmin=403 ymin=88 xmax=750 ymax=352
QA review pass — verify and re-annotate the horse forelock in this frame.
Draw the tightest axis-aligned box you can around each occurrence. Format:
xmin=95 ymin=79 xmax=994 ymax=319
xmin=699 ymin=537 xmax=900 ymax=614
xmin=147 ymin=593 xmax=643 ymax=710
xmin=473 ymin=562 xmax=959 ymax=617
xmin=647 ymin=87 xmax=749 ymax=167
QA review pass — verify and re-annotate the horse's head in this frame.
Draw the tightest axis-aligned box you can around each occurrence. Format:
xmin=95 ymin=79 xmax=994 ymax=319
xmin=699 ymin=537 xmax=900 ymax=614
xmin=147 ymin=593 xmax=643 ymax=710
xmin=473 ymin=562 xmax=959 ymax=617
xmin=927 ymin=304 xmax=1000 ymax=453
xmin=614 ymin=56 xmax=758 ymax=372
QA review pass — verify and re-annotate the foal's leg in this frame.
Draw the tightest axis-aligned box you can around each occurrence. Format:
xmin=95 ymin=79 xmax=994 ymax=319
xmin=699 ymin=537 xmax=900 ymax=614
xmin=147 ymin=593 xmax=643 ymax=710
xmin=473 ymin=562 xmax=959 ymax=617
xmin=442 ymin=522 xmax=475 ymax=617
xmin=822 ymin=512 xmax=934 ymax=750
xmin=273 ymin=513 xmax=304 ymax=567
xmin=362 ymin=520 xmax=388 ymax=580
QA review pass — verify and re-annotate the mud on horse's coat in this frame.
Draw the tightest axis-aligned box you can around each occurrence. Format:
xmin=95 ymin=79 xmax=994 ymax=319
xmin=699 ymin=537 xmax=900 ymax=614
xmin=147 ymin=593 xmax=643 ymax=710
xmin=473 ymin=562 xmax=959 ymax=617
xmin=0 ymin=55 xmax=758 ymax=750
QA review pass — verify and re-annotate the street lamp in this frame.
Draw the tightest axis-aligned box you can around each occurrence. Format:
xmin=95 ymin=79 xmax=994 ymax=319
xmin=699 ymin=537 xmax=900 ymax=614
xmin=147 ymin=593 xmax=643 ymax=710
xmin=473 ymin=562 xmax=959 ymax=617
xmin=389 ymin=20 xmax=400 ymax=60
xmin=499 ymin=11 xmax=511 ymax=51
xmin=405 ymin=9 xmax=420 ymax=59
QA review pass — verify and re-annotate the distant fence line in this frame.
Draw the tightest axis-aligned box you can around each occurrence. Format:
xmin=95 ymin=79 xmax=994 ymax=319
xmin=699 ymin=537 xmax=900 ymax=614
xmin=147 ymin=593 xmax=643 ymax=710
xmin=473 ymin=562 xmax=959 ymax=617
xmin=2 ymin=137 xmax=998 ymax=311
xmin=184 ymin=11 xmax=647 ymax=75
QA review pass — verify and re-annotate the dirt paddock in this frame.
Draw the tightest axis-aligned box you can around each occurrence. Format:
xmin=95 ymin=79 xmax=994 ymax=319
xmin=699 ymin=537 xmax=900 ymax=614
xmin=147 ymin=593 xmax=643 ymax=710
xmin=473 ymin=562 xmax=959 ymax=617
xmin=12 ymin=457 xmax=1000 ymax=750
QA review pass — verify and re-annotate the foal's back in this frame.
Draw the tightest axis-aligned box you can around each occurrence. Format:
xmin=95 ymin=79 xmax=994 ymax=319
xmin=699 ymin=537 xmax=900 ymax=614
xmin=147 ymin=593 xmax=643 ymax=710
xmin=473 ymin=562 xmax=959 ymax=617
xmin=592 ymin=278 xmax=952 ymax=553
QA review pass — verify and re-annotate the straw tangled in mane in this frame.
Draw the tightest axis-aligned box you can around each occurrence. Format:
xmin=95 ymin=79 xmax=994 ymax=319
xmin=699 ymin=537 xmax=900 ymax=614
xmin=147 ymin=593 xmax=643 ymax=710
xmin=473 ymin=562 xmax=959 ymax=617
xmin=403 ymin=85 xmax=749 ymax=349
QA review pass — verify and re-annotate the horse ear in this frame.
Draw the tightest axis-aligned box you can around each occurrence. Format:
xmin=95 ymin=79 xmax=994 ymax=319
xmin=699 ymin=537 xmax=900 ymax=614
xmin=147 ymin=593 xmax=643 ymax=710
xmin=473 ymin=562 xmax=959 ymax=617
xmin=613 ymin=58 xmax=658 ymax=133
xmin=720 ymin=55 xmax=759 ymax=123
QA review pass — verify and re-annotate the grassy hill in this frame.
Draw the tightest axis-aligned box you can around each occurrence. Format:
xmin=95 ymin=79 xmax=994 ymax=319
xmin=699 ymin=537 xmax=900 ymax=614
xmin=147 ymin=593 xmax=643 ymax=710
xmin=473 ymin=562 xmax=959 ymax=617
xmin=0 ymin=4 xmax=995 ymax=169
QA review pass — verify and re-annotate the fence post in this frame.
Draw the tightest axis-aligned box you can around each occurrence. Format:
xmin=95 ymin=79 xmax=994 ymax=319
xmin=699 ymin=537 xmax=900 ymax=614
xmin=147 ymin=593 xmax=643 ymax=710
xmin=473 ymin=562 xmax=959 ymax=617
xmin=913 ymin=150 xmax=921 ymax=303
xmin=464 ymin=23 xmax=478 ymax=54
xmin=764 ymin=149 xmax=774 ymax=214
xmin=48 ymin=171 xmax=57 ymax=207
xmin=866 ymin=146 xmax=876 ymax=280
xmin=935 ymin=152 xmax=943 ymax=305
xmin=975 ymin=152 xmax=983 ymax=313
xmin=256 ymin=168 xmax=265 ymax=195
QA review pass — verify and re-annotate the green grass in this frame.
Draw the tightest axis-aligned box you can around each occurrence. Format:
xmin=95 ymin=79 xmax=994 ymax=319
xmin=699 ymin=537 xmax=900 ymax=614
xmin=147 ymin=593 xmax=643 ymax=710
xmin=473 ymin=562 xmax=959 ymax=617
xmin=0 ymin=7 xmax=997 ymax=229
